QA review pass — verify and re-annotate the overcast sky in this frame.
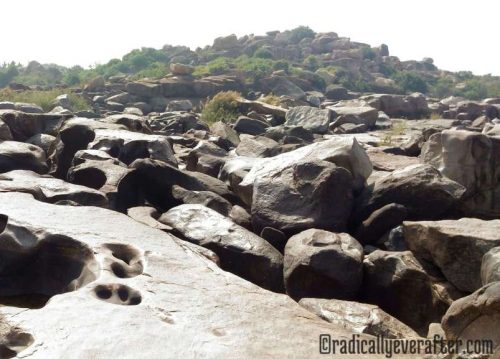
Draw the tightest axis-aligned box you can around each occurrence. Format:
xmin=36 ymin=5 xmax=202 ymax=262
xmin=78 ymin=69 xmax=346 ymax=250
xmin=1 ymin=0 xmax=497 ymax=75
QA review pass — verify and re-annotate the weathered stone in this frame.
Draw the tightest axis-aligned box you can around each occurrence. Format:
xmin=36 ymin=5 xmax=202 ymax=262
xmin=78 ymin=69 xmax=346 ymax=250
xmin=239 ymin=137 xmax=372 ymax=206
xmin=284 ymin=106 xmax=332 ymax=134
xmin=482 ymin=247 xmax=500 ymax=285
xmin=352 ymin=164 xmax=466 ymax=226
xmin=0 ymin=192 xmax=376 ymax=358
xmin=421 ymin=129 xmax=500 ymax=218
xmin=362 ymin=250 xmax=454 ymax=335
xmin=284 ymin=229 xmax=363 ymax=300
xmin=169 ymin=63 xmax=195 ymax=75
xmin=235 ymin=136 xmax=280 ymax=158
xmin=299 ymin=298 xmax=420 ymax=339
xmin=354 ymin=203 xmax=407 ymax=245
xmin=185 ymin=140 xmax=227 ymax=177
xmin=127 ymin=206 xmax=172 ymax=231
xmin=441 ymin=282 xmax=500 ymax=352
xmin=404 ymin=218 xmax=500 ymax=292
xmin=171 ymin=185 xmax=232 ymax=216
xmin=210 ymin=121 xmax=240 ymax=149
xmin=233 ymin=116 xmax=269 ymax=135
xmin=0 ymin=141 xmax=48 ymax=174
xmin=159 ymin=204 xmax=284 ymax=292
xmin=251 ymin=160 xmax=353 ymax=235
xmin=0 ymin=170 xmax=107 ymax=207
xmin=0 ymin=110 xmax=64 ymax=141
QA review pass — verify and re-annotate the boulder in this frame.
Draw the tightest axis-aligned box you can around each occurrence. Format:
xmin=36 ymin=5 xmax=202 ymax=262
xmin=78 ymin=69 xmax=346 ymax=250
xmin=251 ymin=160 xmax=353 ymax=235
xmin=284 ymin=106 xmax=332 ymax=134
xmin=0 ymin=141 xmax=48 ymax=174
xmin=126 ymin=206 xmax=171 ymax=231
xmin=352 ymin=164 xmax=466 ymax=226
xmin=185 ymin=140 xmax=228 ymax=177
xmin=299 ymin=298 xmax=420 ymax=339
xmin=284 ymin=229 xmax=363 ymax=300
xmin=0 ymin=110 xmax=64 ymax=141
xmin=169 ymin=63 xmax=195 ymax=75
xmin=327 ymin=103 xmax=378 ymax=128
xmin=421 ymin=129 xmax=500 ymax=218
xmin=361 ymin=93 xmax=428 ymax=118
xmin=171 ymin=185 xmax=232 ymax=216
xmin=354 ymin=203 xmax=407 ymax=245
xmin=239 ymin=137 xmax=372 ymax=206
xmin=0 ymin=119 xmax=13 ymax=140
xmin=235 ymin=136 xmax=280 ymax=158
xmin=210 ymin=121 xmax=240 ymax=149
xmin=159 ymin=204 xmax=284 ymax=292
xmin=233 ymin=116 xmax=269 ymax=135
xmin=362 ymin=250 xmax=455 ymax=335
xmin=404 ymin=218 xmax=500 ymax=292
xmin=441 ymin=282 xmax=500 ymax=352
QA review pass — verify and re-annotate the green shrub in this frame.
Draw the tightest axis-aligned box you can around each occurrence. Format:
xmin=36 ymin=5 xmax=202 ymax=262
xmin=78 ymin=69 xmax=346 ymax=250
xmin=289 ymin=26 xmax=315 ymax=43
xmin=303 ymin=55 xmax=320 ymax=71
xmin=392 ymin=71 xmax=428 ymax=93
xmin=201 ymin=91 xmax=242 ymax=124
xmin=253 ymin=47 xmax=274 ymax=59
xmin=0 ymin=88 xmax=90 ymax=111
xmin=272 ymin=60 xmax=290 ymax=72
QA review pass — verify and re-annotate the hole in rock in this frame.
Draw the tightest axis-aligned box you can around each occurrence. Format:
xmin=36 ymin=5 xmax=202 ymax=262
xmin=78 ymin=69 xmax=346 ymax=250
xmin=0 ymin=234 xmax=99 ymax=309
xmin=103 ymin=243 xmax=144 ymax=278
xmin=0 ymin=314 xmax=35 ymax=357
xmin=71 ymin=167 xmax=107 ymax=190
xmin=92 ymin=284 xmax=142 ymax=306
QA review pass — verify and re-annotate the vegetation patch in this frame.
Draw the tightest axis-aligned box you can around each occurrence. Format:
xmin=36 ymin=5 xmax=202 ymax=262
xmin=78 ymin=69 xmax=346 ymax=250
xmin=201 ymin=91 xmax=242 ymax=124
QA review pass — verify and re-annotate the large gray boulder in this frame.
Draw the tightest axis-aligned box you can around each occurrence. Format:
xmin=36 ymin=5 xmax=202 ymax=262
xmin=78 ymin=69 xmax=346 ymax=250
xmin=360 ymin=93 xmax=429 ymax=118
xmin=352 ymin=164 xmax=466 ymax=226
xmin=251 ymin=160 xmax=353 ymax=235
xmin=239 ymin=137 xmax=372 ymax=206
xmin=284 ymin=106 xmax=333 ymax=134
xmin=284 ymin=229 xmax=363 ymax=300
xmin=404 ymin=218 xmax=500 ymax=292
xmin=159 ymin=204 xmax=284 ymax=292
xmin=421 ymin=129 xmax=500 ymax=218
xmin=0 ymin=192 xmax=377 ymax=358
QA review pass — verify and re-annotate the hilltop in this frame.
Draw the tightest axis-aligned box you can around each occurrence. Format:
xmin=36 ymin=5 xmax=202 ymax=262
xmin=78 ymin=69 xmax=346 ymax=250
xmin=1 ymin=26 xmax=499 ymax=101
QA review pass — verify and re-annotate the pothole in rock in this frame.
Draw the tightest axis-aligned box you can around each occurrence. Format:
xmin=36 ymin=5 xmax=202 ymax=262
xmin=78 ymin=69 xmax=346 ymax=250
xmin=0 ymin=314 xmax=35 ymax=358
xmin=102 ymin=243 xmax=145 ymax=278
xmin=92 ymin=284 xmax=142 ymax=306
xmin=0 ymin=216 xmax=99 ymax=309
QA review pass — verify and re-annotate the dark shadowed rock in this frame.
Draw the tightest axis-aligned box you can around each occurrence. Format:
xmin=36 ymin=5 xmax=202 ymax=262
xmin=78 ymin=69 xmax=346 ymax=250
xmin=260 ymin=227 xmax=287 ymax=253
xmin=354 ymin=203 xmax=407 ymax=245
xmin=171 ymin=185 xmax=232 ymax=216
xmin=352 ymin=164 xmax=466 ymax=226
xmin=251 ymin=160 xmax=353 ymax=235
xmin=362 ymin=250 xmax=457 ymax=335
xmin=0 ymin=141 xmax=48 ymax=174
xmin=284 ymin=229 xmax=363 ymax=300
xmin=159 ymin=204 xmax=284 ymax=292
xmin=233 ymin=116 xmax=270 ymax=135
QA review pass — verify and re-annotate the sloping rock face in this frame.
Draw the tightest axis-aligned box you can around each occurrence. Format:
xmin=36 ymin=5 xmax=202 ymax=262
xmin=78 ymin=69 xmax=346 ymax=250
xmin=403 ymin=218 xmax=500 ymax=292
xmin=0 ymin=192 xmax=376 ymax=359
xmin=159 ymin=204 xmax=284 ymax=292
xmin=0 ymin=141 xmax=48 ymax=174
xmin=421 ymin=129 xmax=500 ymax=218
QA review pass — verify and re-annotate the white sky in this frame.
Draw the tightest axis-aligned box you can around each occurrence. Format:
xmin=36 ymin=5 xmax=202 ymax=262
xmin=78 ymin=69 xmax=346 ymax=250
xmin=1 ymin=0 xmax=498 ymax=75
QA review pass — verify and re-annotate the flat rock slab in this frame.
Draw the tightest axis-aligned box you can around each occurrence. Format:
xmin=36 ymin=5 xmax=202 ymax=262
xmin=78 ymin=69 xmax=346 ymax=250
xmin=0 ymin=192 xmax=377 ymax=358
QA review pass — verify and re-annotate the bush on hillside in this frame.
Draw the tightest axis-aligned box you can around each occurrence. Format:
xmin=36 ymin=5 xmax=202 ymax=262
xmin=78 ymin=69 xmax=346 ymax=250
xmin=201 ymin=91 xmax=242 ymax=124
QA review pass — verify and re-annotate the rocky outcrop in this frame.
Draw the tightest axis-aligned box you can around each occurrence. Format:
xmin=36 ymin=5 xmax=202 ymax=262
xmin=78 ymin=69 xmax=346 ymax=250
xmin=284 ymin=106 xmax=333 ymax=134
xmin=0 ymin=192 xmax=376 ymax=358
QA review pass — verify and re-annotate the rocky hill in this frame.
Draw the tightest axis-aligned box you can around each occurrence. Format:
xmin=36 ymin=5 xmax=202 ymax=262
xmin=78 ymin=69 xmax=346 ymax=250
xmin=0 ymin=27 xmax=499 ymax=358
